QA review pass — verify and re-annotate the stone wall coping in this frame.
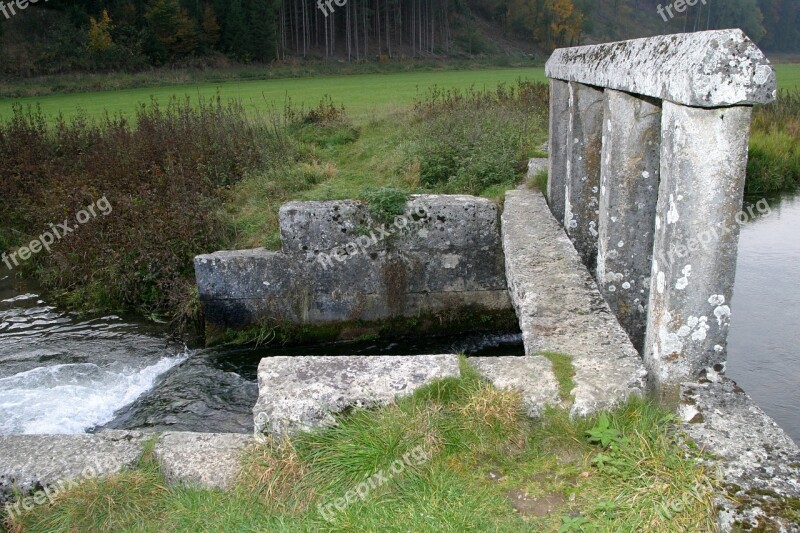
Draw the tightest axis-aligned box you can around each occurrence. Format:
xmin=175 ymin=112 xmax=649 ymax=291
xmin=545 ymin=29 xmax=776 ymax=107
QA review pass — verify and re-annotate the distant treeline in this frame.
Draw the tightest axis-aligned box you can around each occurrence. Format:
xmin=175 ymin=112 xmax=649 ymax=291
xmin=0 ymin=0 xmax=797 ymax=76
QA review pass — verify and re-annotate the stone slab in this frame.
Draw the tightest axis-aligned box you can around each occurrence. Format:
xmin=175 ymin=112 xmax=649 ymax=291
xmin=680 ymin=379 xmax=800 ymax=533
xmin=468 ymin=356 xmax=561 ymax=418
xmin=253 ymin=355 xmax=460 ymax=437
xmin=153 ymin=432 xmax=254 ymax=490
xmin=0 ymin=430 xmax=148 ymax=504
xmin=501 ymin=188 xmax=647 ymax=417
xmin=279 ymin=195 xmax=501 ymax=254
xmin=545 ymin=29 xmax=776 ymax=107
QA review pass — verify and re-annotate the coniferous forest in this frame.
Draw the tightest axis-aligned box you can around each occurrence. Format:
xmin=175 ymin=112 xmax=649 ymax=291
xmin=0 ymin=0 xmax=797 ymax=77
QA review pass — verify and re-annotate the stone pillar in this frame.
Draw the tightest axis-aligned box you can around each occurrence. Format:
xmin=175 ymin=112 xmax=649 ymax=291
xmin=547 ymin=79 xmax=570 ymax=224
xmin=564 ymin=82 xmax=604 ymax=271
xmin=644 ymin=101 xmax=753 ymax=404
xmin=597 ymin=90 xmax=661 ymax=352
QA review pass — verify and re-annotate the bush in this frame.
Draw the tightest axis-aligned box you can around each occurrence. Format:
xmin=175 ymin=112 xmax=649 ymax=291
xmin=0 ymin=96 xmax=279 ymax=324
xmin=362 ymin=187 xmax=411 ymax=222
xmin=410 ymin=80 xmax=548 ymax=195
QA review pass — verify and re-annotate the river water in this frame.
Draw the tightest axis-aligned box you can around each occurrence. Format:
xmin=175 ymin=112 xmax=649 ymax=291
xmin=727 ymin=192 xmax=800 ymax=444
xmin=0 ymin=275 xmax=522 ymax=435
xmin=0 ymin=193 xmax=797 ymax=442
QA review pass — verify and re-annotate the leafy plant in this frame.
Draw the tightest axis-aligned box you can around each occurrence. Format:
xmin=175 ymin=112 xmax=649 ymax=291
xmin=585 ymin=414 xmax=621 ymax=448
xmin=362 ymin=187 xmax=411 ymax=222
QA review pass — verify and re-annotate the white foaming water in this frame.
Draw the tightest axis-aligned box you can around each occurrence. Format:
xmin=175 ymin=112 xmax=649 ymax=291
xmin=0 ymin=353 xmax=189 ymax=434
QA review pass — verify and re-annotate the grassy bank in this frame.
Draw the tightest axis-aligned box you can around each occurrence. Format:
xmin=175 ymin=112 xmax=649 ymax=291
xmin=747 ymin=89 xmax=800 ymax=193
xmin=3 ymin=360 xmax=720 ymax=533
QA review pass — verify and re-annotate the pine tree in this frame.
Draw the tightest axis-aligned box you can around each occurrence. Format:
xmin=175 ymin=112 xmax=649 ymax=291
xmin=246 ymin=0 xmax=279 ymax=61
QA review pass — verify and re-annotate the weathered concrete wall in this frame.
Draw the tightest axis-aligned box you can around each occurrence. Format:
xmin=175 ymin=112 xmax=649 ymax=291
xmin=597 ymin=90 xmax=661 ymax=352
xmin=546 ymin=29 xmax=776 ymax=403
xmin=547 ymin=79 xmax=569 ymax=223
xmin=644 ymin=103 xmax=752 ymax=403
xmin=546 ymin=29 xmax=776 ymax=107
xmin=564 ymin=82 xmax=604 ymax=271
xmin=195 ymin=195 xmax=512 ymax=333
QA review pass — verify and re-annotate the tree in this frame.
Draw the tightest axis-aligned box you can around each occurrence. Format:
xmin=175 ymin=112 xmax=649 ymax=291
xmin=87 ymin=9 xmax=115 ymax=56
xmin=145 ymin=0 xmax=199 ymax=60
xmin=246 ymin=0 xmax=279 ymax=61
xmin=223 ymin=0 xmax=249 ymax=59
xmin=201 ymin=3 xmax=221 ymax=50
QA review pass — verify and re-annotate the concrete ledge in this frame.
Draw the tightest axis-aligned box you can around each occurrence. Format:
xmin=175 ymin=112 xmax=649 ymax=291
xmin=0 ymin=431 xmax=148 ymax=505
xmin=153 ymin=432 xmax=254 ymax=490
xmin=680 ymin=379 xmax=800 ymax=532
xmin=253 ymin=355 xmax=461 ymax=437
xmin=545 ymin=29 xmax=776 ymax=107
xmin=501 ymin=189 xmax=647 ymax=417
xmin=195 ymin=195 xmax=511 ymax=331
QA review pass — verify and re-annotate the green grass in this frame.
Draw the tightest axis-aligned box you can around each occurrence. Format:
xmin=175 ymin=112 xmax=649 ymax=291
xmin=775 ymin=63 xmax=800 ymax=90
xmin=0 ymin=68 xmax=547 ymax=124
xmin=4 ymin=360 xmax=720 ymax=533
xmin=540 ymin=352 xmax=576 ymax=403
xmin=1 ymin=62 xmax=797 ymax=126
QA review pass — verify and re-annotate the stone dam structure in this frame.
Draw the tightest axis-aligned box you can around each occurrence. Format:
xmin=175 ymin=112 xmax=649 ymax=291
xmin=2 ymin=30 xmax=798 ymax=532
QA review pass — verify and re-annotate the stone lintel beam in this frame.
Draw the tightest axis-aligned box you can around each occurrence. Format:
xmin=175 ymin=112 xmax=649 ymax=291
xmin=644 ymin=101 xmax=752 ymax=404
xmin=545 ymin=29 xmax=776 ymax=108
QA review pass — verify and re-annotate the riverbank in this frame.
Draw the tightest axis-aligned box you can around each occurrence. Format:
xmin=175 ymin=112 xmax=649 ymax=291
xmin=1 ymin=366 xmax=723 ymax=532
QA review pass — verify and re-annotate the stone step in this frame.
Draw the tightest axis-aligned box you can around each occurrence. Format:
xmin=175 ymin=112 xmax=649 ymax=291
xmin=153 ymin=432 xmax=253 ymax=490
xmin=498 ymin=188 xmax=647 ymax=416
xmin=0 ymin=430 xmax=255 ymax=509
xmin=253 ymin=355 xmax=461 ymax=438
xmin=468 ymin=356 xmax=561 ymax=418
xmin=680 ymin=379 xmax=800 ymax=532
xmin=0 ymin=431 xmax=149 ymax=506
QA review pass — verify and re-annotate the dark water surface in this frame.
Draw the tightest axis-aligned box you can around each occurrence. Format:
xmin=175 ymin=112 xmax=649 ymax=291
xmin=0 ymin=192 xmax=796 ymax=440
xmin=727 ymin=192 xmax=800 ymax=444
xmin=0 ymin=273 xmax=522 ymax=434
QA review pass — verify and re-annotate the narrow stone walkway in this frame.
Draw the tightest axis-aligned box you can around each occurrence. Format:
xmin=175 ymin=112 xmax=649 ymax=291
xmin=475 ymin=188 xmax=646 ymax=417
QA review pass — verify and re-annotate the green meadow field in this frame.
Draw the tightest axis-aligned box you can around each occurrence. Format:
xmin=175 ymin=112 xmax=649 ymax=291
xmin=0 ymin=67 xmax=547 ymax=123
xmin=0 ymin=63 xmax=796 ymax=123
